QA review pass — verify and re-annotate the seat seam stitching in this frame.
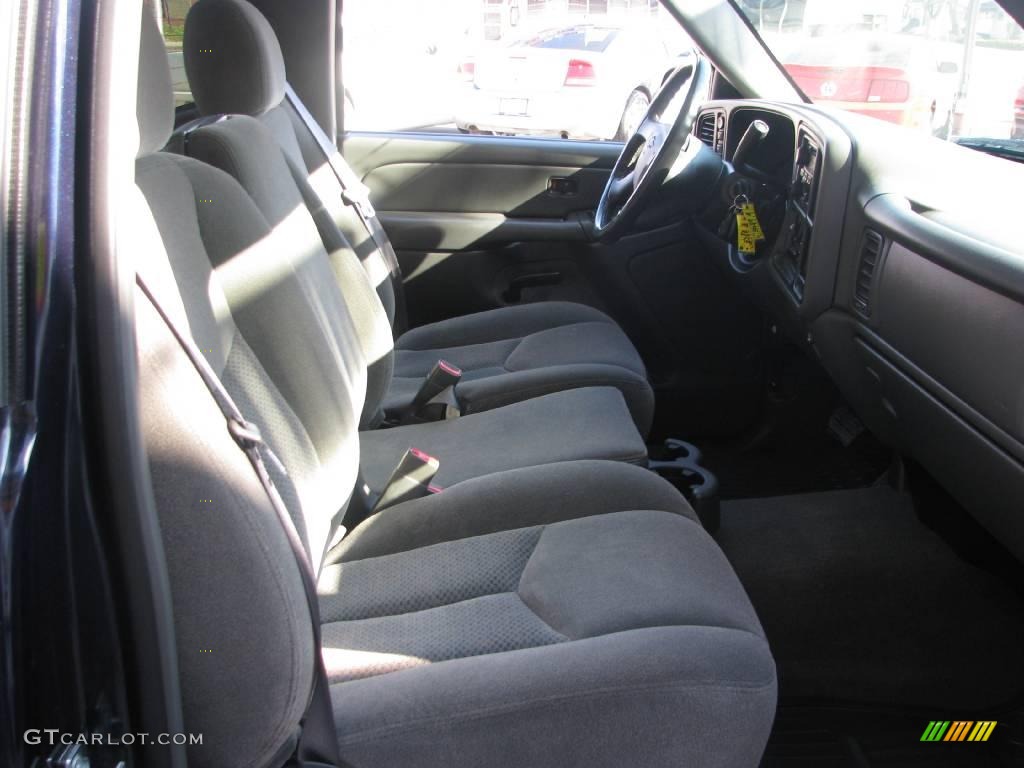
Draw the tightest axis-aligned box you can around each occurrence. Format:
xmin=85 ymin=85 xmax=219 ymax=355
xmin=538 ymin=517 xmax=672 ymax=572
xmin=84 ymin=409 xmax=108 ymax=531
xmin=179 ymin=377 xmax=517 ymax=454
xmin=334 ymin=524 xmax=546 ymax=566
xmin=515 ymin=526 xmax=567 ymax=639
xmin=510 ymin=591 xmax=568 ymax=641
xmin=335 ymin=508 xmax=700 ymax=565
xmin=336 ymin=674 xmax=777 ymax=744
xmin=321 ymin=529 xmax=546 ymax=623
xmin=499 ymin=336 xmax=528 ymax=372
xmin=322 ymin=587 xmax=518 ymax=625
xmin=502 ymin=322 xmax=640 ymax=372
xmin=463 ymin=378 xmax=649 ymax=414
xmin=397 ymin=318 xmax=615 ymax=351
xmin=397 ymin=333 xmax=528 ymax=353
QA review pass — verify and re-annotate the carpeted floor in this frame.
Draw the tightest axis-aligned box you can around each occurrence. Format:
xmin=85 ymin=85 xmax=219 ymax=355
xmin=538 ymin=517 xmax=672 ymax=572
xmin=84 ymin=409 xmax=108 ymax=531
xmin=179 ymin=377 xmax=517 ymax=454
xmin=699 ymin=429 xmax=892 ymax=499
xmin=716 ymin=484 xmax=1024 ymax=711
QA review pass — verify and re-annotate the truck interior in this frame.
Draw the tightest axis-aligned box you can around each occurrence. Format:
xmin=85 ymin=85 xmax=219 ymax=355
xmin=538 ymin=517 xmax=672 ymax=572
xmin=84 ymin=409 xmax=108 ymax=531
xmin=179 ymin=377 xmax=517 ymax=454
xmin=5 ymin=0 xmax=1024 ymax=766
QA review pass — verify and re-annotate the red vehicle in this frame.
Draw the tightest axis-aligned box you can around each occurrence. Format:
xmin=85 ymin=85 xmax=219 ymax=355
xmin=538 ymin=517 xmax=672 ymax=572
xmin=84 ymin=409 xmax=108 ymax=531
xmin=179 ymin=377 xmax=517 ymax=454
xmin=1014 ymin=83 xmax=1024 ymax=139
xmin=781 ymin=33 xmax=959 ymax=136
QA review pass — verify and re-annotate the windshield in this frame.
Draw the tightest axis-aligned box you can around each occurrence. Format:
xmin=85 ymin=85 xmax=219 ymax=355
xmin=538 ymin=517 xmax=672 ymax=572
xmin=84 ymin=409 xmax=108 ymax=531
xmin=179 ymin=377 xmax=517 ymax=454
xmin=737 ymin=0 xmax=1024 ymax=143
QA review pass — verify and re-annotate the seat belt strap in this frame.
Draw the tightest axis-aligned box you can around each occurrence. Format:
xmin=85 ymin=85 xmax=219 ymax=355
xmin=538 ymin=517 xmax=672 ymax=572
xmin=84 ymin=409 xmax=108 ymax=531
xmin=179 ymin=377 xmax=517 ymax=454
xmin=135 ymin=274 xmax=344 ymax=768
xmin=283 ymin=85 xmax=401 ymax=281
xmin=164 ymin=113 xmax=226 ymax=156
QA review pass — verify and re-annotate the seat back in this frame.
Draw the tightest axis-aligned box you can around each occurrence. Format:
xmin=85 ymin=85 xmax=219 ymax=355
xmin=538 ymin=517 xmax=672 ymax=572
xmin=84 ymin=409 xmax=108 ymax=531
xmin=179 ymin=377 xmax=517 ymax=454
xmin=132 ymin=12 xmax=359 ymax=764
xmin=182 ymin=0 xmax=400 ymax=428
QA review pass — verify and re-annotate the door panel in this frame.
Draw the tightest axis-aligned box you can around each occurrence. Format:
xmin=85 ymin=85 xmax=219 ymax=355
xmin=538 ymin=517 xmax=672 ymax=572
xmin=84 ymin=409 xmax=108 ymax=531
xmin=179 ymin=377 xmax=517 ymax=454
xmin=343 ymin=131 xmax=765 ymax=438
xmin=364 ymin=164 xmax=611 ymax=216
xmin=380 ymin=211 xmax=590 ymax=251
xmin=344 ymin=132 xmax=616 ymax=219
xmin=344 ymin=131 xmax=618 ymax=322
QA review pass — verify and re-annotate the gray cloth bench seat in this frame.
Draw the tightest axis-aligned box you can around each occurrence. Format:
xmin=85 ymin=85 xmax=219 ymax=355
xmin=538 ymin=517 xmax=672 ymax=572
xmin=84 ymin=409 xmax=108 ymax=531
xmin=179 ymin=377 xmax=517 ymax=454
xmin=319 ymin=463 xmax=777 ymax=768
xmin=359 ymin=387 xmax=646 ymax=495
xmin=179 ymin=0 xmax=655 ymax=436
xmin=130 ymin=8 xmax=778 ymax=768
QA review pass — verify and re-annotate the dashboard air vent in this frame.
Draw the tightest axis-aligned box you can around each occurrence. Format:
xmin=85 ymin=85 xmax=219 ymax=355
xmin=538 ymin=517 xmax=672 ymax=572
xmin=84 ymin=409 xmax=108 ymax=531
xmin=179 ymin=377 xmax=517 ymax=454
xmin=854 ymin=229 xmax=884 ymax=316
xmin=696 ymin=113 xmax=717 ymax=149
xmin=695 ymin=111 xmax=724 ymax=156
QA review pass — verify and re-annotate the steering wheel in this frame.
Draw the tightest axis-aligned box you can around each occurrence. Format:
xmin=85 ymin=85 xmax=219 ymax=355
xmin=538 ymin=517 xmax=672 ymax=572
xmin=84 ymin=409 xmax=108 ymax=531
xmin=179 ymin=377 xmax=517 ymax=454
xmin=594 ymin=57 xmax=711 ymax=242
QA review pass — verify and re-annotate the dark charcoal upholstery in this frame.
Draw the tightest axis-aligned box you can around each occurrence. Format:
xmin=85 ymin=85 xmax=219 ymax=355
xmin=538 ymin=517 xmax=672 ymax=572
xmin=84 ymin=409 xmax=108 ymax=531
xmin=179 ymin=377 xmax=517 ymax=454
xmin=359 ymin=387 xmax=646 ymax=495
xmin=173 ymin=109 xmax=650 ymax=489
xmin=183 ymin=0 xmax=285 ymax=117
xmin=135 ymin=22 xmax=322 ymax=764
xmin=182 ymin=0 xmax=656 ymax=436
xmin=134 ymin=9 xmax=777 ymax=768
xmin=319 ymin=463 xmax=777 ymax=768
xmin=389 ymin=301 xmax=654 ymax=434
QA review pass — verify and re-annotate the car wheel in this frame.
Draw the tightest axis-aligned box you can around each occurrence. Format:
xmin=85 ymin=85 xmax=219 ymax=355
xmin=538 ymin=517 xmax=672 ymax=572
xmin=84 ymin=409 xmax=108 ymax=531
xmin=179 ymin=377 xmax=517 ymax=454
xmin=614 ymin=89 xmax=650 ymax=142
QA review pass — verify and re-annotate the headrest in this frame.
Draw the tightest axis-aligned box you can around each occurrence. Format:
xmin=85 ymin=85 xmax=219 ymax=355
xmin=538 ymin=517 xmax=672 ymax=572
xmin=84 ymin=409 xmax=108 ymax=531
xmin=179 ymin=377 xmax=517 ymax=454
xmin=137 ymin=10 xmax=175 ymax=157
xmin=183 ymin=0 xmax=286 ymax=117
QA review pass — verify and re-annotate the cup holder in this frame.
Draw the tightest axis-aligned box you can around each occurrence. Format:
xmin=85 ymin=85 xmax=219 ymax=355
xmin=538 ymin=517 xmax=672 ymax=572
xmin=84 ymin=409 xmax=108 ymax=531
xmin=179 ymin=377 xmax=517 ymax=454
xmin=648 ymin=438 xmax=702 ymax=466
xmin=648 ymin=439 xmax=720 ymax=533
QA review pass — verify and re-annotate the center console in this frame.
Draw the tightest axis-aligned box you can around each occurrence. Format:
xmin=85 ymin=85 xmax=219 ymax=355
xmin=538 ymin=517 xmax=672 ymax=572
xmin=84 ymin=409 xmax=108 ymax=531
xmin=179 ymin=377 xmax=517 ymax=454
xmin=772 ymin=128 xmax=822 ymax=303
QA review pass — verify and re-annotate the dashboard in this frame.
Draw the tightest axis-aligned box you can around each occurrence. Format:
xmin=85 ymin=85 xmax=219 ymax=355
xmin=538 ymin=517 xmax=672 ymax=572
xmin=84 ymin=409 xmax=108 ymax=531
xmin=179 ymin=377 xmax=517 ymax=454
xmin=689 ymin=99 xmax=1024 ymax=563
xmin=691 ymin=101 xmax=853 ymax=327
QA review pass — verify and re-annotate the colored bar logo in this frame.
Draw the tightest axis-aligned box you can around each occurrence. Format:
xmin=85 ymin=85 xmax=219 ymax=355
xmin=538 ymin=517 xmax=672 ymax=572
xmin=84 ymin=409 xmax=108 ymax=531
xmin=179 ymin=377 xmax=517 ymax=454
xmin=920 ymin=721 xmax=997 ymax=742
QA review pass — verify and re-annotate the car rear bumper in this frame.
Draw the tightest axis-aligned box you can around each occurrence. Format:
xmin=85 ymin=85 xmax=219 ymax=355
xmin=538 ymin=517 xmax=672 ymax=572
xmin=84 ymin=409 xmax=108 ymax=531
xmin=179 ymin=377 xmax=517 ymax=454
xmin=814 ymin=98 xmax=939 ymax=131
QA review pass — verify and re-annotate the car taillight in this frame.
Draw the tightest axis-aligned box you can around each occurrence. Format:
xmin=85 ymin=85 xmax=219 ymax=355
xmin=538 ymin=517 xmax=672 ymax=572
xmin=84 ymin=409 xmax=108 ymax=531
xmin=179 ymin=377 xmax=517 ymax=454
xmin=867 ymin=78 xmax=910 ymax=103
xmin=458 ymin=61 xmax=476 ymax=82
xmin=564 ymin=59 xmax=596 ymax=87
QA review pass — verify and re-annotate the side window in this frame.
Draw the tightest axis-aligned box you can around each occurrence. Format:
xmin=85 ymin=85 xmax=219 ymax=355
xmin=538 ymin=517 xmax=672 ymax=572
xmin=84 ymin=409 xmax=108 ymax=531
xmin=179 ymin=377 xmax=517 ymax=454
xmin=340 ymin=0 xmax=693 ymax=141
xmin=152 ymin=1 xmax=200 ymax=112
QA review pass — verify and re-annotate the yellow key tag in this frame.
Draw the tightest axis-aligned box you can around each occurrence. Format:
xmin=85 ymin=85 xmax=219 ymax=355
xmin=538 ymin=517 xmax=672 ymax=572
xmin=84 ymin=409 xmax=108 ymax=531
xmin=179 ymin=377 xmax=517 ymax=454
xmin=736 ymin=213 xmax=757 ymax=254
xmin=741 ymin=202 xmax=765 ymax=241
xmin=741 ymin=201 xmax=765 ymax=256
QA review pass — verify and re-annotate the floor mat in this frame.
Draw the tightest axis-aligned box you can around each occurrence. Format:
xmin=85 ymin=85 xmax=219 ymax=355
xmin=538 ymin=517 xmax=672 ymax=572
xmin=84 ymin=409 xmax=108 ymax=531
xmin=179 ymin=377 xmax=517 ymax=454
xmin=716 ymin=485 xmax=1024 ymax=711
xmin=697 ymin=425 xmax=892 ymax=500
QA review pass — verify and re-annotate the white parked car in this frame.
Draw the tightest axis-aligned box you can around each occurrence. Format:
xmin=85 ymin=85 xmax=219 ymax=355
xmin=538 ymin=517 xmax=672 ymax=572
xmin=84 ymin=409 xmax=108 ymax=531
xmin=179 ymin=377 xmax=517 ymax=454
xmin=455 ymin=23 xmax=694 ymax=141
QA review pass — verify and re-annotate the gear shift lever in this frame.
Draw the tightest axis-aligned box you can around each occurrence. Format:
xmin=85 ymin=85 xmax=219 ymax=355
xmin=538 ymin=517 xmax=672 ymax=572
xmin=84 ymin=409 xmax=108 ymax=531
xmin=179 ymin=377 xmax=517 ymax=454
xmin=731 ymin=119 xmax=770 ymax=173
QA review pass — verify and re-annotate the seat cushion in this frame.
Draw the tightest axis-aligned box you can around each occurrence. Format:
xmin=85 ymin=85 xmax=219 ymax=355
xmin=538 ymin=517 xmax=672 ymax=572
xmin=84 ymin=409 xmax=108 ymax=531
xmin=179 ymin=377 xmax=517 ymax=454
xmin=318 ymin=463 xmax=776 ymax=768
xmin=332 ymin=460 xmax=697 ymax=562
xmin=388 ymin=302 xmax=654 ymax=436
xmin=359 ymin=387 xmax=647 ymax=495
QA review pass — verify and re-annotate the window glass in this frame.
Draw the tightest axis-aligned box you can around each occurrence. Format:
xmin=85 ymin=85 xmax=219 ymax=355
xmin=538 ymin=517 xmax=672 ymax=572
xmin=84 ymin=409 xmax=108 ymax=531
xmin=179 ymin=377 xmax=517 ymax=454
xmin=737 ymin=0 xmax=1024 ymax=144
xmin=341 ymin=0 xmax=696 ymax=141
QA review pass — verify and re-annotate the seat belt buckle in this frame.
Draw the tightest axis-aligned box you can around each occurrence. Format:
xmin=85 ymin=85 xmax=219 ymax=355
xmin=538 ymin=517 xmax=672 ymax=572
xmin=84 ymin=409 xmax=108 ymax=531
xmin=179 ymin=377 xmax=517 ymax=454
xmin=371 ymin=448 xmax=441 ymax=513
xmin=400 ymin=359 xmax=462 ymax=424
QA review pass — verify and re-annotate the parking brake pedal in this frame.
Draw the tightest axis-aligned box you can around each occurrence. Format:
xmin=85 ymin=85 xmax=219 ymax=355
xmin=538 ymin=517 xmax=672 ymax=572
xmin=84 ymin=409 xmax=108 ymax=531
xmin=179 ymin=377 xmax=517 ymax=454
xmin=828 ymin=405 xmax=866 ymax=448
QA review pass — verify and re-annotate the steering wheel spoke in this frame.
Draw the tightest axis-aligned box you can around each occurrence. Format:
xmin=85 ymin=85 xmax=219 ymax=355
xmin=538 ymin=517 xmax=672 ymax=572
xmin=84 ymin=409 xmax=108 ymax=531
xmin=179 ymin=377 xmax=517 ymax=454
xmin=608 ymin=170 xmax=636 ymax=204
